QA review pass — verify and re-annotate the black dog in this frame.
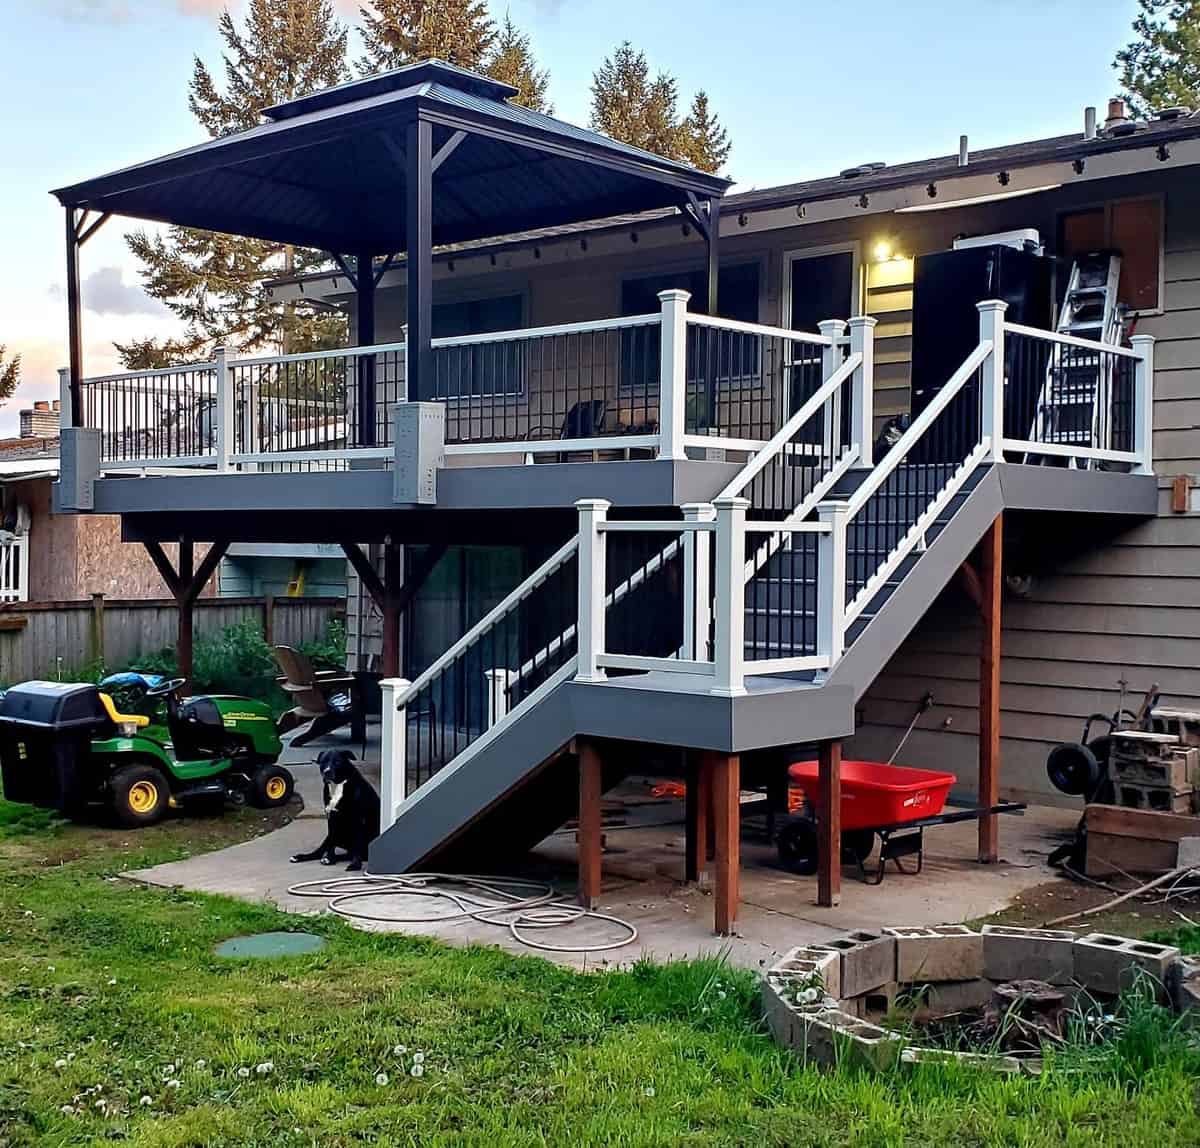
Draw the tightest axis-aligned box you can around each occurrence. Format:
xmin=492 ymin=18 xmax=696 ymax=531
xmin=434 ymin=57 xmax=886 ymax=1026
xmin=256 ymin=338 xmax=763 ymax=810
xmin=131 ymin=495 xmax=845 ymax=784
xmin=290 ymin=749 xmax=381 ymax=871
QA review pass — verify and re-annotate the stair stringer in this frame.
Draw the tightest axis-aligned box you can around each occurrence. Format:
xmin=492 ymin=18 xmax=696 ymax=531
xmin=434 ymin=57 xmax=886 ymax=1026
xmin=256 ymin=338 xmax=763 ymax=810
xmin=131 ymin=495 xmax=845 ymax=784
xmin=824 ymin=464 xmax=1004 ymax=705
xmin=369 ymin=662 xmax=579 ymax=874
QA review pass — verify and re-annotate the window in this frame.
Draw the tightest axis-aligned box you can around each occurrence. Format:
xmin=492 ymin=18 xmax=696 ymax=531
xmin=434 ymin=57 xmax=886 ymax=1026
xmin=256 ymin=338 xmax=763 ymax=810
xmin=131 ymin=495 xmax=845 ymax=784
xmin=619 ymin=262 xmax=762 ymax=391
xmin=787 ymin=249 xmax=857 ymax=332
xmin=1058 ymin=197 xmax=1163 ymax=313
xmin=427 ymin=292 xmax=524 ymax=399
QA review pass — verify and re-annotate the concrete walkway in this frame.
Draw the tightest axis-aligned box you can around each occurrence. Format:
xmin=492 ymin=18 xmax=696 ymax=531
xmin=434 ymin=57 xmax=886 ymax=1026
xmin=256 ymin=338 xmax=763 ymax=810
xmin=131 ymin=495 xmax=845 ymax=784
xmin=127 ymin=725 xmax=1078 ymax=970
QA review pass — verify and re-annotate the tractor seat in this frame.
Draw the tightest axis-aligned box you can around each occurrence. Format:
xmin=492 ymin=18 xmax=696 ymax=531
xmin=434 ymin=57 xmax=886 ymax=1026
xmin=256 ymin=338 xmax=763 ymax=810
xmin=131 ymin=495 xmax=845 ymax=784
xmin=98 ymin=692 xmax=150 ymax=729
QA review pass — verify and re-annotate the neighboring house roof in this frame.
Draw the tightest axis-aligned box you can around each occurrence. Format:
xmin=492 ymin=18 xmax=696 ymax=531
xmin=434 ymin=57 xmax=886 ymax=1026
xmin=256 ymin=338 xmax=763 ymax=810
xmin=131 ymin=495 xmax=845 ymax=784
xmin=51 ymin=59 xmax=729 ymax=253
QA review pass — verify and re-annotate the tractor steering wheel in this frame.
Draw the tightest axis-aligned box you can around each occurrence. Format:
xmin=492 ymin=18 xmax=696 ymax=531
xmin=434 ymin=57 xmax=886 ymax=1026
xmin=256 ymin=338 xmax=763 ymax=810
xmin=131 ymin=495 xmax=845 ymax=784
xmin=144 ymin=677 xmax=188 ymax=699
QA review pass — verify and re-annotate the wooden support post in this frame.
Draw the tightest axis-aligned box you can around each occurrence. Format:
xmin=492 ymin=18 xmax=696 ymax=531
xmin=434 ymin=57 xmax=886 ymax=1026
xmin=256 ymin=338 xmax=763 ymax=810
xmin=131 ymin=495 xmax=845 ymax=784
xmin=578 ymin=740 xmax=603 ymax=908
xmin=708 ymin=751 xmax=740 ymax=935
xmin=142 ymin=538 xmax=229 ymax=682
xmin=685 ymin=751 xmax=712 ymax=885
xmin=177 ymin=540 xmax=195 ymax=680
xmin=978 ymin=513 xmax=1003 ymax=863
xmin=817 ymin=739 xmax=842 ymax=907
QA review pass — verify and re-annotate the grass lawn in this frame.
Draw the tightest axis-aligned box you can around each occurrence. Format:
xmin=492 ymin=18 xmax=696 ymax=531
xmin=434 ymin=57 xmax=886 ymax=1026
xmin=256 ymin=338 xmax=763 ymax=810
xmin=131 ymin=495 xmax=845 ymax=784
xmin=2 ymin=804 xmax=1199 ymax=1147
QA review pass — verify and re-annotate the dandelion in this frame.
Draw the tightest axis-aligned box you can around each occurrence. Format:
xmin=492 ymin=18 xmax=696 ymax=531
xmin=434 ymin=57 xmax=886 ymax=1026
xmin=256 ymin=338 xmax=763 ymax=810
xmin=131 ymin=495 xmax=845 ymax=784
xmin=23 ymin=910 xmax=33 ymax=918
xmin=800 ymin=987 xmax=819 ymax=1004
xmin=54 ymin=1058 xmax=68 ymax=1069
xmin=66 ymin=1052 xmax=76 ymax=1062
xmin=139 ymin=1095 xmax=153 ymax=1107
xmin=107 ymin=978 xmax=117 ymax=986
xmin=166 ymin=1079 xmax=181 ymax=1090
xmin=237 ymin=1067 xmax=251 ymax=1079
xmin=94 ymin=1099 xmax=107 ymax=1109
xmin=163 ymin=1063 xmax=176 ymax=1075
xmin=194 ymin=1059 xmax=207 ymax=1070
xmin=255 ymin=1062 xmax=273 ymax=1076
xmin=410 ymin=1064 xmax=424 ymax=1079
xmin=643 ymin=1086 xmax=656 ymax=1097
xmin=717 ymin=990 xmax=727 ymax=1000
xmin=411 ymin=1051 xmax=425 ymax=1065
xmin=392 ymin=1043 xmax=407 ymax=1056
xmin=60 ymin=1104 xmax=74 ymax=1115
xmin=47 ymin=965 xmax=55 ymax=973
xmin=375 ymin=1072 xmax=389 ymax=1086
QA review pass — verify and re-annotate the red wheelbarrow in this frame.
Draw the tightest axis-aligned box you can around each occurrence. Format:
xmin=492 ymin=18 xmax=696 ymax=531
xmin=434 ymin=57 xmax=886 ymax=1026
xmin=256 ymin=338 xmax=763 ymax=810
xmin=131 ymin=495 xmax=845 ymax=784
xmin=777 ymin=759 xmax=1026 ymax=884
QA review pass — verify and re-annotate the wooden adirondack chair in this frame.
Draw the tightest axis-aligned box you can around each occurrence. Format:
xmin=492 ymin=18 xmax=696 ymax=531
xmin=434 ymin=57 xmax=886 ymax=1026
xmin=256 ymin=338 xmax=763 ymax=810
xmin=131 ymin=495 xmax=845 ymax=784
xmin=273 ymin=645 xmax=361 ymax=749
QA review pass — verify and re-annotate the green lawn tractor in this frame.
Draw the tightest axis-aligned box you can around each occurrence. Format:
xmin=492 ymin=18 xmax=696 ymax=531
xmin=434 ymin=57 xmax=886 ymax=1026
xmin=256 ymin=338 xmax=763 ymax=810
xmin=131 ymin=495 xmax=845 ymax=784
xmin=0 ymin=678 xmax=292 ymax=827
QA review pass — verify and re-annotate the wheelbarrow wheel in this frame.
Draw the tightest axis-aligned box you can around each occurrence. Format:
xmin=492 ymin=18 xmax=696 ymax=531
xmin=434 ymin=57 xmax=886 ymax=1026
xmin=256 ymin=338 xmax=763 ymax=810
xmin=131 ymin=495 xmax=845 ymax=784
xmin=843 ymin=829 xmax=875 ymax=864
xmin=776 ymin=817 xmax=819 ymax=875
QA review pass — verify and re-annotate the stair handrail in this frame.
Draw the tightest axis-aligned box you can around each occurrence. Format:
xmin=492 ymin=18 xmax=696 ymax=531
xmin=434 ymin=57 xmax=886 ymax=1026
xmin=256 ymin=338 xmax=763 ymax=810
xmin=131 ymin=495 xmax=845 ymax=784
xmin=844 ymin=339 xmax=993 ymax=519
xmin=394 ymin=535 xmax=579 ymax=709
xmin=715 ymin=352 xmax=862 ymax=503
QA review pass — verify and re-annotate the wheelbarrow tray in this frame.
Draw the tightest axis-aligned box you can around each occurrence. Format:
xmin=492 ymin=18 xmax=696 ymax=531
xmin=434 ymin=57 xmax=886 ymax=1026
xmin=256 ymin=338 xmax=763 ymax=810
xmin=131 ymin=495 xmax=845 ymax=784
xmin=787 ymin=759 xmax=957 ymax=831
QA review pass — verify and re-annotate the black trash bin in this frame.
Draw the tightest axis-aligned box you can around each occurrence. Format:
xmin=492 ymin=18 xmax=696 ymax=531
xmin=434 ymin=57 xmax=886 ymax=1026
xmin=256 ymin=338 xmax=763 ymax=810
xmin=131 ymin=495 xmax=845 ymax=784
xmin=0 ymin=682 xmax=109 ymax=814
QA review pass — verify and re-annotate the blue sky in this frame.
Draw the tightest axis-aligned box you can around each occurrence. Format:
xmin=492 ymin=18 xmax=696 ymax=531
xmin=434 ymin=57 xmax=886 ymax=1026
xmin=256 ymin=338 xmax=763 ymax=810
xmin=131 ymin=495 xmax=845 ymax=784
xmin=0 ymin=0 xmax=1139 ymax=432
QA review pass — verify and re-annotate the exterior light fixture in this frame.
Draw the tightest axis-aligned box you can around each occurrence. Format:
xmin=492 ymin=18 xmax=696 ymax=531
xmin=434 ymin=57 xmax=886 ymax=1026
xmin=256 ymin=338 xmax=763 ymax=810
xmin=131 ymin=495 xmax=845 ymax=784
xmin=873 ymin=239 xmax=893 ymax=261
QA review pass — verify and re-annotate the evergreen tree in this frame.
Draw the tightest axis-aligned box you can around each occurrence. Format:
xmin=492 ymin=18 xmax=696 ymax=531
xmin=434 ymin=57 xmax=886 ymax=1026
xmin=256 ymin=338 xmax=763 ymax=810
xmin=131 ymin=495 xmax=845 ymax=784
xmin=590 ymin=43 xmax=730 ymax=174
xmin=123 ymin=0 xmax=351 ymax=365
xmin=357 ymin=1 xmax=551 ymax=111
xmin=0 ymin=346 xmax=19 ymax=406
xmin=1116 ymin=0 xmax=1200 ymax=117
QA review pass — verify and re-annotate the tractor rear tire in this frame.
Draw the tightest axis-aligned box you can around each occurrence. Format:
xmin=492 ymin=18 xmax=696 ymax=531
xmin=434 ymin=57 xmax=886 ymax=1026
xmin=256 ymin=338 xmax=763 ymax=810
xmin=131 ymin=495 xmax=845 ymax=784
xmin=110 ymin=764 xmax=170 ymax=828
xmin=250 ymin=764 xmax=294 ymax=808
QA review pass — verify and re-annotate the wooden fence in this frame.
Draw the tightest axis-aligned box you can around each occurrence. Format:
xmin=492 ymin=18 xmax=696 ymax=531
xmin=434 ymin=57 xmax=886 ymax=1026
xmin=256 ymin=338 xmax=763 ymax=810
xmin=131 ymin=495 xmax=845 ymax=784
xmin=0 ymin=595 xmax=344 ymax=683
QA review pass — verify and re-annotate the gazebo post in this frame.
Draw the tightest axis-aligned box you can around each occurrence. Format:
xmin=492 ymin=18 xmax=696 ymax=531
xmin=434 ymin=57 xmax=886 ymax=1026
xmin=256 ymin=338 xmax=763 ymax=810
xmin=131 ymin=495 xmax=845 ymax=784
xmin=406 ymin=117 xmax=433 ymax=402
xmin=705 ymin=196 xmax=720 ymax=316
xmin=356 ymin=249 xmax=377 ymax=446
xmin=65 ymin=208 xmax=83 ymax=423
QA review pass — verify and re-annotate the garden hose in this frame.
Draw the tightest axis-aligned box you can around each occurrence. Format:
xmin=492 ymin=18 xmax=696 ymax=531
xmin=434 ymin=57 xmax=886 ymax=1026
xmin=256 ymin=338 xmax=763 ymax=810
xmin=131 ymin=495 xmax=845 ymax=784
xmin=286 ymin=872 xmax=638 ymax=954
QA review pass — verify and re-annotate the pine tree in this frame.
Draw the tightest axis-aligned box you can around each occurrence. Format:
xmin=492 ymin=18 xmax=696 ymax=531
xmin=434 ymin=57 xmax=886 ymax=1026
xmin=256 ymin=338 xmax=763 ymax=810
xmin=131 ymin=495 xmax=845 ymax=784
xmin=123 ymin=0 xmax=351 ymax=366
xmin=590 ymin=43 xmax=730 ymax=174
xmin=1116 ymin=0 xmax=1200 ymax=117
xmin=357 ymin=1 xmax=551 ymax=112
xmin=0 ymin=346 xmax=19 ymax=406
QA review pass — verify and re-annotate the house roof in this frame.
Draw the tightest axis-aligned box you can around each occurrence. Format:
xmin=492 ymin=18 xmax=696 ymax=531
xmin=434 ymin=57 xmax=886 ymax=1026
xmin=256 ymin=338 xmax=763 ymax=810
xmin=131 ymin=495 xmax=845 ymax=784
xmin=51 ymin=59 xmax=730 ymax=254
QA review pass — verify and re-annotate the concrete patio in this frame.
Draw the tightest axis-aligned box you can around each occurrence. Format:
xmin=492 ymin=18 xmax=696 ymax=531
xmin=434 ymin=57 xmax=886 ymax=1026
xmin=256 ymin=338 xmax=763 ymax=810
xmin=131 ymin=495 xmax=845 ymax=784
xmin=126 ymin=724 xmax=1079 ymax=971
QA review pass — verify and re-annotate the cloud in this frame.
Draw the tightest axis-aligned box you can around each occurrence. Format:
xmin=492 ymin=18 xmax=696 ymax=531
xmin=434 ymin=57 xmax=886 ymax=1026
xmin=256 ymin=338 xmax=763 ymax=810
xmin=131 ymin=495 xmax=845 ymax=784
xmin=52 ymin=0 xmax=362 ymax=24
xmin=48 ymin=267 xmax=169 ymax=319
xmin=49 ymin=0 xmax=132 ymax=22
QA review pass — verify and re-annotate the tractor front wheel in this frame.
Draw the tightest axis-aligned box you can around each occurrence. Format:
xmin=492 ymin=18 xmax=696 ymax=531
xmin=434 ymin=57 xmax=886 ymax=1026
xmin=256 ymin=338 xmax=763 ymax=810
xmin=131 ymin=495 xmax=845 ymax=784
xmin=110 ymin=764 xmax=170 ymax=828
xmin=250 ymin=764 xmax=294 ymax=808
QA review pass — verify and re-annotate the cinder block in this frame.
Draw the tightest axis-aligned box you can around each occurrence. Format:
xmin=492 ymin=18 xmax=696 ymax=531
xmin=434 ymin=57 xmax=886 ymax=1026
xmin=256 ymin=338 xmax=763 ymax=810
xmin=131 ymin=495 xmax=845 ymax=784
xmin=884 ymin=924 xmax=984 ymax=983
xmin=797 ymin=1009 xmax=904 ymax=1070
xmin=1116 ymin=782 xmax=1195 ymax=814
xmin=768 ymin=945 xmax=841 ymax=999
xmin=924 ymin=977 xmax=993 ymax=1016
xmin=1111 ymin=747 xmax=1198 ymax=789
xmin=823 ymin=930 xmax=896 ymax=999
xmin=982 ymin=925 xmax=1075 ymax=985
xmin=900 ymin=1046 xmax=1035 ymax=1075
xmin=1073 ymin=934 xmax=1179 ymax=999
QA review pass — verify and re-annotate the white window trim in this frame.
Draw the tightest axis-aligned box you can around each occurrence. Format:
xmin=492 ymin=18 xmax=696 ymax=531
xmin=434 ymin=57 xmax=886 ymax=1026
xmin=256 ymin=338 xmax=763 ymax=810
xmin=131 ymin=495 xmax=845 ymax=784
xmin=781 ymin=242 xmax=863 ymax=333
xmin=1055 ymin=192 xmax=1165 ymax=318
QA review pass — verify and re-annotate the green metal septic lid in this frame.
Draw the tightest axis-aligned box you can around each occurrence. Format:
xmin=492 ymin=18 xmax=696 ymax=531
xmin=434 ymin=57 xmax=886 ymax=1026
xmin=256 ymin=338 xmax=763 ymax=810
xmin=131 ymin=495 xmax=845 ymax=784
xmin=215 ymin=931 xmax=325 ymax=959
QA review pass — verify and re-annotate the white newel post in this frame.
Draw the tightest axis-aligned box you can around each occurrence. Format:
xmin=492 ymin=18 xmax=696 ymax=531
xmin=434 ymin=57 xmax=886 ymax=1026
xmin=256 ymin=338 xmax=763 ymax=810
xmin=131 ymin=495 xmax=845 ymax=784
xmin=977 ymin=299 xmax=1008 ymax=461
xmin=681 ymin=502 xmax=716 ymax=661
xmin=818 ymin=320 xmax=847 ymax=460
xmin=1130 ymin=334 xmax=1156 ymax=475
xmin=378 ymin=676 xmax=410 ymax=832
xmin=484 ymin=668 xmax=517 ymax=727
xmin=657 ymin=289 xmax=691 ymax=460
xmin=712 ymin=496 xmax=748 ymax=696
xmin=58 ymin=367 xmax=73 ymax=430
xmin=213 ymin=346 xmax=232 ymax=471
xmin=816 ymin=500 xmax=850 ymax=666
xmin=847 ymin=315 xmax=877 ymax=467
xmin=575 ymin=499 xmax=610 ymax=682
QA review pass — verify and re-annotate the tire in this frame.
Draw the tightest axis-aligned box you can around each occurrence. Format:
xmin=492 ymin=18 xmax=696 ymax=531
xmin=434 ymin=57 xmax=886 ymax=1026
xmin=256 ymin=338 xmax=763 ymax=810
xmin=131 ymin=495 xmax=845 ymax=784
xmin=776 ymin=816 xmax=819 ymax=875
xmin=109 ymin=764 xmax=170 ymax=828
xmin=842 ymin=829 xmax=875 ymax=864
xmin=1046 ymin=742 xmax=1101 ymax=797
xmin=249 ymin=763 xmax=294 ymax=808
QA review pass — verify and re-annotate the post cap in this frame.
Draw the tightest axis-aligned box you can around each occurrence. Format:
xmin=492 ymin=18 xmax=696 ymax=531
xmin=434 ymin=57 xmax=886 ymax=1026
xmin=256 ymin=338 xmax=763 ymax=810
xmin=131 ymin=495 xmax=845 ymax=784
xmin=657 ymin=288 xmax=692 ymax=303
xmin=1129 ymin=333 xmax=1155 ymax=345
xmin=846 ymin=314 xmax=878 ymax=328
xmin=712 ymin=495 xmax=751 ymax=510
xmin=817 ymin=319 xmax=847 ymax=335
xmin=975 ymin=298 xmax=1009 ymax=313
xmin=681 ymin=501 xmax=718 ymax=519
xmin=574 ymin=498 xmax=612 ymax=511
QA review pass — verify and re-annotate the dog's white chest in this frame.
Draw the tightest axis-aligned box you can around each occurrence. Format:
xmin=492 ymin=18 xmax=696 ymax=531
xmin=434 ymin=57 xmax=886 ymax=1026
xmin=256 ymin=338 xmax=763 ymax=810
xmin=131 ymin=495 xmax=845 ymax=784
xmin=325 ymin=780 xmax=346 ymax=813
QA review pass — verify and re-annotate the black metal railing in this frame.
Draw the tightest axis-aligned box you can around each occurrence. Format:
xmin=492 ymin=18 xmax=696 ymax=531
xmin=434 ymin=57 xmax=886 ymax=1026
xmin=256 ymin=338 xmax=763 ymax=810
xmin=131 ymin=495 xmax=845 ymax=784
xmin=1004 ymin=330 xmax=1136 ymax=456
xmin=79 ymin=364 xmax=217 ymax=463
xmin=684 ymin=320 xmax=827 ymax=443
xmin=602 ymin=528 xmax=694 ymax=662
xmin=401 ymin=546 xmax=578 ymax=795
xmin=743 ymin=527 xmax=820 ymax=663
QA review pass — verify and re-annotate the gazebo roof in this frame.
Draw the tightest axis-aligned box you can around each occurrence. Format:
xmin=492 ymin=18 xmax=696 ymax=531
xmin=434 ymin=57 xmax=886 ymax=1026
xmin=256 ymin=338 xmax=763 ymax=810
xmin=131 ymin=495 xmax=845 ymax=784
xmin=52 ymin=59 xmax=731 ymax=254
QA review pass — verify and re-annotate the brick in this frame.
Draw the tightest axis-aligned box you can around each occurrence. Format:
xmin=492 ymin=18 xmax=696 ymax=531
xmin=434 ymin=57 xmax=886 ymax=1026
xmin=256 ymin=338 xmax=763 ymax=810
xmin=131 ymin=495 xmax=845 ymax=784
xmin=796 ymin=1009 xmax=904 ymax=1070
xmin=884 ymin=924 xmax=984 ymax=983
xmin=1073 ymin=934 xmax=1179 ymax=999
xmin=822 ymin=930 xmax=896 ymax=998
xmin=768 ymin=945 xmax=841 ymax=1000
xmin=982 ymin=925 xmax=1075 ymax=985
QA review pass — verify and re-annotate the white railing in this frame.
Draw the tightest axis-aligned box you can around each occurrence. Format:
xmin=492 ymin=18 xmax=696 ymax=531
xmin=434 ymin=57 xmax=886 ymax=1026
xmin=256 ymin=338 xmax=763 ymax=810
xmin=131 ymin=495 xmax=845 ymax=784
xmin=0 ymin=535 xmax=29 ymax=603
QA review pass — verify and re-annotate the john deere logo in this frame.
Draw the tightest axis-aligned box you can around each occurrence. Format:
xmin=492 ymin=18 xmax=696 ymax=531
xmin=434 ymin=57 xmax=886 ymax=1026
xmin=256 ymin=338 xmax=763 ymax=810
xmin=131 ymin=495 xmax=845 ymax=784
xmin=222 ymin=712 xmax=270 ymax=725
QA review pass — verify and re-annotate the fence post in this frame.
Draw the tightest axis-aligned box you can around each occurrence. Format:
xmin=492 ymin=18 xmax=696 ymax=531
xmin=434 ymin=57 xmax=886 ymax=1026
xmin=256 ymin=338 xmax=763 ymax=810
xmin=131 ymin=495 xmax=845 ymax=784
xmin=484 ymin=668 xmax=517 ymax=727
xmin=378 ymin=676 xmax=410 ymax=831
xmin=1130 ymin=334 xmax=1156 ymax=475
xmin=681 ymin=502 xmax=716 ymax=661
xmin=58 ymin=367 xmax=73 ymax=430
xmin=977 ymin=299 xmax=1008 ymax=461
xmin=816 ymin=500 xmax=850 ymax=667
xmin=847 ymin=315 xmax=877 ymax=466
xmin=657 ymin=289 xmax=691 ymax=460
xmin=818 ymin=320 xmax=847 ymax=459
xmin=90 ymin=593 xmax=105 ymax=667
xmin=712 ymin=496 xmax=748 ymax=696
xmin=575 ymin=498 xmax=610 ymax=683
xmin=212 ymin=346 xmax=232 ymax=471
